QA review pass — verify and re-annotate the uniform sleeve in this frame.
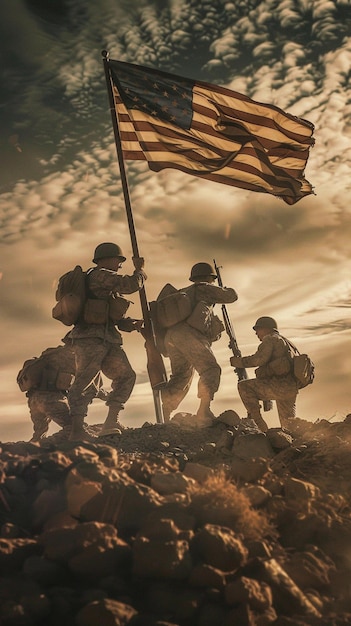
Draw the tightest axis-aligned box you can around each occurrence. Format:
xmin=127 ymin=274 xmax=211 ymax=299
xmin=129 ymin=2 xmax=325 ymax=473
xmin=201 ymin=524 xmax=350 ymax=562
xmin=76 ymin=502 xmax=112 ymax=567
xmin=88 ymin=268 xmax=146 ymax=298
xmin=231 ymin=336 xmax=274 ymax=368
xmin=195 ymin=283 xmax=238 ymax=304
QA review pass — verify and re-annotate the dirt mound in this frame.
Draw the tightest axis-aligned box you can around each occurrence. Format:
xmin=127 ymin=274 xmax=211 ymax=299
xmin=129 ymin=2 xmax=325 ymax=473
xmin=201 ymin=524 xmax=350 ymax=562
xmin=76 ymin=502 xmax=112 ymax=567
xmin=1 ymin=413 xmax=351 ymax=625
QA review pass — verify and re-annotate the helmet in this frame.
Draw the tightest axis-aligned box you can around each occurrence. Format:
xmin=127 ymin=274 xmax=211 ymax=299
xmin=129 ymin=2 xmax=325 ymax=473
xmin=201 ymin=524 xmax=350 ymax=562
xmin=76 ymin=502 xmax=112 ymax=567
xmin=189 ymin=262 xmax=217 ymax=282
xmin=92 ymin=242 xmax=126 ymax=263
xmin=253 ymin=316 xmax=278 ymax=330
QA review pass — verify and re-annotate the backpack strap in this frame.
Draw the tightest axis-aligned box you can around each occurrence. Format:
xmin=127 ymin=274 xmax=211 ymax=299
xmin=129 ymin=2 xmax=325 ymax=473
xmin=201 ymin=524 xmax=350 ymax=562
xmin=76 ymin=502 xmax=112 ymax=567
xmin=279 ymin=335 xmax=299 ymax=354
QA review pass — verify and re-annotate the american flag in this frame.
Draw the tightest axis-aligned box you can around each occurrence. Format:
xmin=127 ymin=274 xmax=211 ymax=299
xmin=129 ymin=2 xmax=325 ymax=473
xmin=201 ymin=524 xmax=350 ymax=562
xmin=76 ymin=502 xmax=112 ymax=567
xmin=109 ymin=60 xmax=315 ymax=205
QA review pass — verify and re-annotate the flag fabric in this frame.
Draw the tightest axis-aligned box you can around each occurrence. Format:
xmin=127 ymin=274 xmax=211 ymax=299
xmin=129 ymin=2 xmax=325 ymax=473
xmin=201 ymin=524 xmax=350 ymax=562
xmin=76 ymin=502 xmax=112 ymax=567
xmin=108 ymin=60 xmax=315 ymax=205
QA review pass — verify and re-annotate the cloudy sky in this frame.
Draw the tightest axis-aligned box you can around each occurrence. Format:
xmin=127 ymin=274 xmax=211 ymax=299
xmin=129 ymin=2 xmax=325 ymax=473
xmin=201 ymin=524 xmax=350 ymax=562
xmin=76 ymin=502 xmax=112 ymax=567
xmin=0 ymin=0 xmax=350 ymax=441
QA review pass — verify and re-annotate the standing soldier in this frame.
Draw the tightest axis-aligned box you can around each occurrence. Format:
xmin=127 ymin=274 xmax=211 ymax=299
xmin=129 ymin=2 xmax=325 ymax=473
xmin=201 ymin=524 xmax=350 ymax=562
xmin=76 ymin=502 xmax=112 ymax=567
xmin=161 ymin=262 xmax=238 ymax=425
xmin=66 ymin=242 xmax=146 ymax=440
xmin=230 ymin=316 xmax=299 ymax=431
xmin=17 ymin=343 xmax=106 ymax=442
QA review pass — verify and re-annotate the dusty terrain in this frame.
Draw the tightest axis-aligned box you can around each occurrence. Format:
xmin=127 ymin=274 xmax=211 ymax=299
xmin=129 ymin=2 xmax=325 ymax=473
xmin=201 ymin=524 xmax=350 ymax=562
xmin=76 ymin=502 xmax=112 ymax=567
xmin=1 ymin=411 xmax=351 ymax=625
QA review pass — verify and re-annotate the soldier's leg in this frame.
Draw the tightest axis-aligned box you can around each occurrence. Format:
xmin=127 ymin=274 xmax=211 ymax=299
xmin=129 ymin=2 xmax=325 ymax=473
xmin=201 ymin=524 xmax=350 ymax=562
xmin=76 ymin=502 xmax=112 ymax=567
xmin=28 ymin=392 xmax=50 ymax=441
xmin=161 ymin=334 xmax=194 ymax=420
xmin=237 ymin=379 xmax=272 ymax=432
xmin=276 ymin=395 xmax=297 ymax=429
xmin=43 ymin=392 xmax=71 ymax=438
xmin=99 ymin=346 xmax=136 ymax=435
xmin=68 ymin=338 xmax=108 ymax=439
xmin=178 ymin=332 xmax=221 ymax=422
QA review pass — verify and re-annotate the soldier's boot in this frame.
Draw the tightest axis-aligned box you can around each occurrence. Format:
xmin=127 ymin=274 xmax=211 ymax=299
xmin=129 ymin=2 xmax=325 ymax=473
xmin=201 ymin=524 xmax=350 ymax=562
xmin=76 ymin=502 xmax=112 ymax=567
xmin=249 ymin=412 xmax=268 ymax=433
xmin=162 ymin=404 xmax=173 ymax=422
xmin=69 ymin=415 xmax=91 ymax=441
xmin=99 ymin=403 xmax=124 ymax=437
xmin=196 ymin=397 xmax=215 ymax=427
xmin=30 ymin=425 xmax=49 ymax=443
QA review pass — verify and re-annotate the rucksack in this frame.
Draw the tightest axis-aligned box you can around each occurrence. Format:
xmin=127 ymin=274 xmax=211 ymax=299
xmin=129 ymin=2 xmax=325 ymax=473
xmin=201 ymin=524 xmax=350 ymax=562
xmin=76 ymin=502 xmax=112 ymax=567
xmin=52 ymin=265 xmax=86 ymax=326
xmin=154 ymin=283 xmax=193 ymax=328
xmin=17 ymin=357 xmax=44 ymax=392
xmin=17 ymin=347 xmax=76 ymax=392
xmin=293 ymin=353 xmax=315 ymax=389
xmin=282 ymin=336 xmax=315 ymax=389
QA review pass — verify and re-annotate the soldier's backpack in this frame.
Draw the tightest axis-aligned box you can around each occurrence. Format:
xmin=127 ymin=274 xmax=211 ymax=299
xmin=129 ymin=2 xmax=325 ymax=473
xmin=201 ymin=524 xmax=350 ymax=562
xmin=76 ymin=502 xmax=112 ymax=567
xmin=17 ymin=348 xmax=75 ymax=393
xmin=17 ymin=357 xmax=45 ymax=392
xmin=52 ymin=265 xmax=86 ymax=326
xmin=282 ymin=337 xmax=315 ymax=389
xmin=154 ymin=283 xmax=193 ymax=328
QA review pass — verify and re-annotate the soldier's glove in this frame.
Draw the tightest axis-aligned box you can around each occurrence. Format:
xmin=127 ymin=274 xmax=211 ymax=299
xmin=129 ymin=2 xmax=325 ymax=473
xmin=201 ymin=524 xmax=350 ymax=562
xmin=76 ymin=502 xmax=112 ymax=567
xmin=230 ymin=356 xmax=243 ymax=367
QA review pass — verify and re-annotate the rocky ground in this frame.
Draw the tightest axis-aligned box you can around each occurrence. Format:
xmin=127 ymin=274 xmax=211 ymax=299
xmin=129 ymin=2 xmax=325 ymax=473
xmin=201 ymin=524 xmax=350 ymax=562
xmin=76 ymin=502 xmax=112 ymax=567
xmin=1 ymin=410 xmax=351 ymax=625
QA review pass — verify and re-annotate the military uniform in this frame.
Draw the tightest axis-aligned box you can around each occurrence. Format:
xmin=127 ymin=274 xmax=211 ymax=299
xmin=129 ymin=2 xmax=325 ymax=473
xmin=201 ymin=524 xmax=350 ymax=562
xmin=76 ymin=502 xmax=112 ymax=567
xmin=231 ymin=324 xmax=298 ymax=430
xmin=161 ymin=269 xmax=237 ymax=422
xmin=25 ymin=345 xmax=75 ymax=441
xmin=67 ymin=248 xmax=146 ymax=438
xmin=24 ymin=345 xmax=106 ymax=441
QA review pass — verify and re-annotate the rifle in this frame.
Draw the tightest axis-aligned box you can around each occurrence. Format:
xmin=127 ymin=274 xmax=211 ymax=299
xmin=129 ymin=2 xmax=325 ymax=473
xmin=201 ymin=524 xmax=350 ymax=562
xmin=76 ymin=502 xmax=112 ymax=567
xmin=213 ymin=259 xmax=248 ymax=382
xmin=213 ymin=259 xmax=272 ymax=412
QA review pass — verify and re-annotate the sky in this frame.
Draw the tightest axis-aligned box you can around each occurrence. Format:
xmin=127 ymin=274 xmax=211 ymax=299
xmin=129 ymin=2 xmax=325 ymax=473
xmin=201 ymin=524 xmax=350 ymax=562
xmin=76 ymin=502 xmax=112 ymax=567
xmin=0 ymin=0 xmax=350 ymax=442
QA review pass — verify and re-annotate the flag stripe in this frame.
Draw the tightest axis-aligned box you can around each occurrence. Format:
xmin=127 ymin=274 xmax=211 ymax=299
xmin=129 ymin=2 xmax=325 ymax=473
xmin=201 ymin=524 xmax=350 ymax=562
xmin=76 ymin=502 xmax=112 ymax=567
xmin=116 ymin=104 xmax=309 ymax=186
xmin=109 ymin=60 xmax=315 ymax=204
xmin=117 ymin=104 xmax=311 ymax=171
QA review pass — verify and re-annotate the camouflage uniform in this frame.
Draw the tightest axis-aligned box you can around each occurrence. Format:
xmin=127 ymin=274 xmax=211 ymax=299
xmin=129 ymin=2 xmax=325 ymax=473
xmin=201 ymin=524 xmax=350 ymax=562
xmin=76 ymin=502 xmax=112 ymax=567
xmin=67 ymin=266 xmax=146 ymax=425
xmin=161 ymin=282 xmax=237 ymax=419
xmin=231 ymin=331 xmax=298 ymax=430
xmin=25 ymin=345 xmax=75 ymax=441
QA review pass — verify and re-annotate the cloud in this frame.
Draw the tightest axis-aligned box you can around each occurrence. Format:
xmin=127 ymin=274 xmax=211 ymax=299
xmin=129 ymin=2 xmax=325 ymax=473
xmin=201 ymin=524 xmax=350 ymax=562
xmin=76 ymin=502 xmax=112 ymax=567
xmin=0 ymin=0 xmax=351 ymax=439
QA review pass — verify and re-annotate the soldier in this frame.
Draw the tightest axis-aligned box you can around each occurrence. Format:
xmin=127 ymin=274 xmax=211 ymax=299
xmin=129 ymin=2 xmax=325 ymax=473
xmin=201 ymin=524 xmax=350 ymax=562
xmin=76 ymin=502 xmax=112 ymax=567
xmin=230 ymin=316 xmax=299 ymax=431
xmin=17 ymin=344 xmax=106 ymax=442
xmin=66 ymin=242 xmax=146 ymax=440
xmin=161 ymin=262 xmax=238 ymax=425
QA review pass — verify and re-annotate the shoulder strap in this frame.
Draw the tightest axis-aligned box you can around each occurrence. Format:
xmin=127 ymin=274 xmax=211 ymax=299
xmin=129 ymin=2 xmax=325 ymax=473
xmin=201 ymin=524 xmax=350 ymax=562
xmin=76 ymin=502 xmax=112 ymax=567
xmin=85 ymin=267 xmax=97 ymax=299
xmin=279 ymin=335 xmax=300 ymax=356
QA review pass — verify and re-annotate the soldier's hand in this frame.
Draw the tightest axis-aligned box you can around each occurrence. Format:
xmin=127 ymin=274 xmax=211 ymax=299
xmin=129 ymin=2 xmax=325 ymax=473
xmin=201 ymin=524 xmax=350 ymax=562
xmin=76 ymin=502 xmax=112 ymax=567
xmin=133 ymin=319 xmax=144 ymax=332
xmin=133 ymin=256 xmax=145 ymax=271
xmin=230 ymin=355 xmax=242 ymax=367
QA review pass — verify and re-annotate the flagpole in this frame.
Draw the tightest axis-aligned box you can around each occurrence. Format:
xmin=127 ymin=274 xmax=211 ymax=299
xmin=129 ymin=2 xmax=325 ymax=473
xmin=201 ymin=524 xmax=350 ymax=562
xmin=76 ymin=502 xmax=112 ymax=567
xmin=101 ymin=49 xmax=166 ymax=424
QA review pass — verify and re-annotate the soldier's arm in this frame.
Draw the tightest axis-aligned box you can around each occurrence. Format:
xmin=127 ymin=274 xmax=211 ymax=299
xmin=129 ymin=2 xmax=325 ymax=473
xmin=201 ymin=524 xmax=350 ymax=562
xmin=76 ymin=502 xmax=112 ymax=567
xmin=88 ymin=267 xmax=147 ymax=297
xmin=230 ymin=336 xmax=274 ymax=368
xmin=196 ymin=283 xmax=238 ymax=304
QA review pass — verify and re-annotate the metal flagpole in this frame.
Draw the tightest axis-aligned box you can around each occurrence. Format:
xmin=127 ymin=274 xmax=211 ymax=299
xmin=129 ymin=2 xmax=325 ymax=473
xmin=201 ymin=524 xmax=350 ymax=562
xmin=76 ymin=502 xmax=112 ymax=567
xmin=101 ymin=49 xmax=167 ymax=423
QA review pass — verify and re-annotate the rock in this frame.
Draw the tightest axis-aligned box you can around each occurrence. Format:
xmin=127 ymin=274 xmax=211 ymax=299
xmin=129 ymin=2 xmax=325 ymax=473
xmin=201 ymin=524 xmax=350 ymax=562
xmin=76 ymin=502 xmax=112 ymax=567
xmin=188 ymin=563 xmax=226 ymax=590
xmin=233 ymin=433 xmax=275 ymax=460
xmin=133 ymin=536 xmax=193 ymax=579
xmin=191 ymin=524 xmax=248 ymax=572
xmin=76 ymin=598 xmax=137 ymax=626
xmin=282 ymin=549 xmax=335 ymax=589
xmin=224 ymin=576 xmax=273 ymax=612
xmin=246 ymin=558 xmax=321 ymax=617
xmin=267 ymin=429 xmax=293 ymax=450
xmin=150 ymin=471 xmax=196 ymax=495
xmin=183 ymin=462 xmax=215 ymax=484
xmin=241 ymin=485 xmax=272 ymax=507
xmin=284 ymin=477 xmax=321 ymax=502
xmin=0 ymin=538 xmax=40 ymax=573
xmin=229 ymin=456 xmax=270 ymax=482
xmin=217 ymin=410 xmax=241 ymax=428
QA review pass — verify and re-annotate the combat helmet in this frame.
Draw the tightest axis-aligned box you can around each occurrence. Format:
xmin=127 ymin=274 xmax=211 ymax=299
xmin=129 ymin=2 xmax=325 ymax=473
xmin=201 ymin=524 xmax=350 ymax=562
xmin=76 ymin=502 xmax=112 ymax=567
xmin=93 ymin=242 xmax=126 ymax=263
xmin=189 ymin=262 xmax=217 ymax=282
xmin=253 ymin=316 xmax=278 ymax=330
